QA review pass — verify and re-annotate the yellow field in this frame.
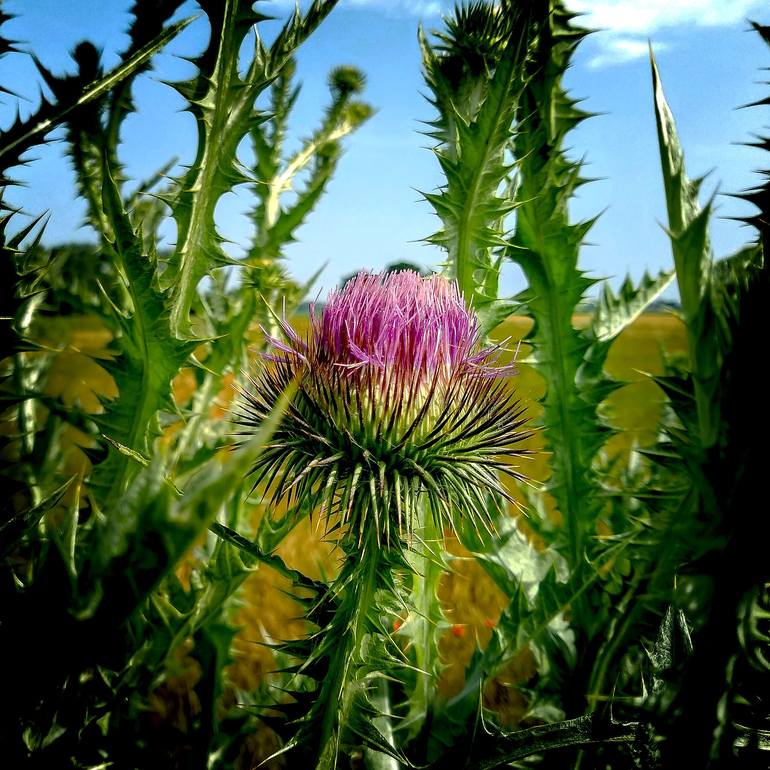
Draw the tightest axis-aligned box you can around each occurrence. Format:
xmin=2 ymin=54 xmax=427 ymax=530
xmin=489 ymin=313 xmax=689 ymax=485
xmin=27 ymin=311 xmax=689 ymax=748
xmin=231 ymin=312 xmax=689 ymax=727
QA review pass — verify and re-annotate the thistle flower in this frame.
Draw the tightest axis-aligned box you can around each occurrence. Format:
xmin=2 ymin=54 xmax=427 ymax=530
xmin=235 ymin=270 xmax=529 ymax=546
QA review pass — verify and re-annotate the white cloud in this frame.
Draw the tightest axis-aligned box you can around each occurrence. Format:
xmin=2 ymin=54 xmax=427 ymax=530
xmin=266 ymin=0 xmax=761 ymax=63
xmin=301 ymin=0 xmax=765 ymax=25
xmin=586 ymin=37 xmax=669 ymax=68
xmin=569 ymin=0 xmax=765 ymax=34
xmin=346 ymin=0 xmax=443 ymax=14
xmin=569 ymin=0 xmax=766 ymax=68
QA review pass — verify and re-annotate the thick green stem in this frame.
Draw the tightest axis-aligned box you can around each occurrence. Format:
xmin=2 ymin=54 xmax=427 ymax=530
xmin=364 ymin=679 xmax=401 ymax=770
xmin=316 ymin=526 xmax=389 ymax=770
xmin=405 ymin=501 xmax=445 ymax=740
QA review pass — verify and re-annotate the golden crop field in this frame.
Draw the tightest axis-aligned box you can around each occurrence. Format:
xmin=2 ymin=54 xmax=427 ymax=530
xmin=229 ymin=312 xmax=689 ymax=726
xmin=27 ymin=311 xmax=688 ymax=748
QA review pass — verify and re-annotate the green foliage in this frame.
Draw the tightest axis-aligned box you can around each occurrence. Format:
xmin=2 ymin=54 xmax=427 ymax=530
xmin=248 ymin=56 xmax=373 ymax=327
xmin=90 ymin=164 xmax=197 ymax=508
xmin=400 ymin=514 xmax=449 ymax=742
xmin=421 ymin=11 xmax=683 ymax=758
xmin=421 ymin=1 xmax=537 ymax=333
xmin=507 ymin=2 xmax=605 ymax=582
xmin=164 ymin=0 xmax=339 ymax=336
xmin=418 ymin=3 xmax=767 ymax=769
xmin=648 ymin=39 xmax=770 ymax=768
xmin=0 ymin=12 xmax=194 ymax=191
xmin=650 ymin=51 xmax=720 ymax=447
xmin=1 ymin=0 xmax=768 ymax=767
xmin=250 ymin=60 xmax=371 ymax=266
xmin=0 ymin=0 xmax=371 ymax=765
xmin=265 ymin=535 xmax=409 ymax=770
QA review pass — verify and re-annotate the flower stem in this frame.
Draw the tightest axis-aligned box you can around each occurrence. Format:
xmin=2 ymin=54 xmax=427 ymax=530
xmin=404 ymin=500 xmax=445 ymax=742
xmin=364 ymin=678 xmax=402 ymax=770
xmin=314 ymin=525 xmax=398 ymax=769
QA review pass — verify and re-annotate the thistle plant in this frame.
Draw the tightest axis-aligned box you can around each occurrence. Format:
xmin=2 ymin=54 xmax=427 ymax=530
xmin=239 ymin=270 xmax=528 ymax=538
xmin=2 ymin=0 xmax=769 ymax=766
xmin=234 ymin=269 xmax=530 ymax=765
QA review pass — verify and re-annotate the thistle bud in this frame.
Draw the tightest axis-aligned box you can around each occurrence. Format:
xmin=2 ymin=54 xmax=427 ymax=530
xmin=235 ymin=270 xmax=529 ymax=546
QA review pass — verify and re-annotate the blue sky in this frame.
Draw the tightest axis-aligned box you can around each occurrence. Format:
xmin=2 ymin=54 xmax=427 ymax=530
xmin=1 ymin=0 xmax=769 ymax=299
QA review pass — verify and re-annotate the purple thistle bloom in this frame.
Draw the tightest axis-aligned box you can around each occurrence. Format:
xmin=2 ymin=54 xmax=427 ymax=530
xmin=235 ymin=270 xmax=530 ymax=544
xmin=315 ymin=271 xmax=513 ymax=376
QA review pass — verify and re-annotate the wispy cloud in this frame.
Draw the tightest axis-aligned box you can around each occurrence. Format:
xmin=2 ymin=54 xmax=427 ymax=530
xmin=585 ymin=37 xmax=651 ymax=69
xmin=569 ymin=0 xmax=766 ymax=67
xmin=265 ymin=0 xmax=762 ymax=62
xmin=346 ymin=0 xmax=444 ymax=15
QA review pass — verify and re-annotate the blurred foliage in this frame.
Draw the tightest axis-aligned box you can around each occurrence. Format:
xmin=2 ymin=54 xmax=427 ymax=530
xmin=0 ymin=1 xmax=371 ymax=767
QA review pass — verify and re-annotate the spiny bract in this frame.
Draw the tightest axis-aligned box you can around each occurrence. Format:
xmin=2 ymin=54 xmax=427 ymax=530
xmin=234 ymin=270 xmax=530 ymax=545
